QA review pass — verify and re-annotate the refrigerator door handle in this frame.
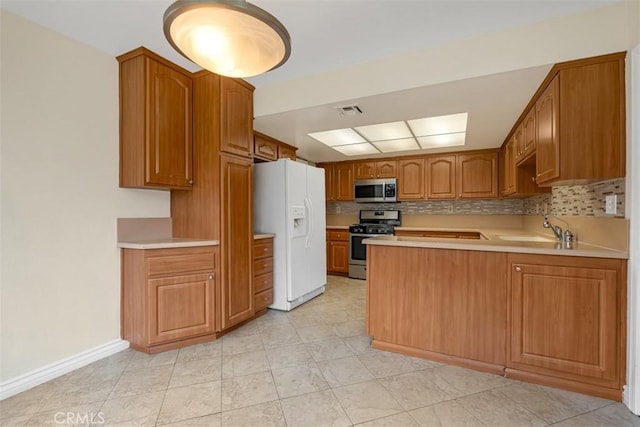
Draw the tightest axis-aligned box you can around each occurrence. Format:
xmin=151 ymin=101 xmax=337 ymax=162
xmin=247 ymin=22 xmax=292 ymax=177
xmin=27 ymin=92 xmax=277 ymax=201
xmin=304 ymin=196 xmax=313 ymax=248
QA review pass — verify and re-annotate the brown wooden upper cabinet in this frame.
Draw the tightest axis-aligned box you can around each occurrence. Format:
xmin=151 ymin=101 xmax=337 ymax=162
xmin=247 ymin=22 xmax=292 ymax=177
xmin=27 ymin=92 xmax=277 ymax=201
xmin=535 ymin=53 xmax=625 ymax=186
xmin=456 ymin=152 xmax=499 ymax=199
xmin=517 ymin=107 xmax=536 ymax=164
xmin=425 ymin=155 xmax=456 ymax=199
xmin=397 ymin=158 xmax=425 ymax=200
xmin=118 ymin=47 xmax=193 ymax=190
xmin=278 ymin=145 xmax=297 ymax=160
xmin=253 ymin=131 xmax=298 ymax=162
xmin=318 ymin=164 xmax=335 ymax=201
xmin=334 ymin=162 xmax=355 ymax=201
xmin=220 ymin=78 xmax=254 ymax=158
xmin=354 ymin=160 xmax=397 ymax=179
xmin=253 ymin=132 xmax=278 ymax=161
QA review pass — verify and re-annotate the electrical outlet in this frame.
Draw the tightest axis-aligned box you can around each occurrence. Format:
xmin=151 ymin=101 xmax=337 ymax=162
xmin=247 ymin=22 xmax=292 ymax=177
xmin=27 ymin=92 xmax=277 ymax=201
xmin=605 ymin=195 xmax=617 ymax=214
xmin=446 ymin=205 xmax=454 ymax=214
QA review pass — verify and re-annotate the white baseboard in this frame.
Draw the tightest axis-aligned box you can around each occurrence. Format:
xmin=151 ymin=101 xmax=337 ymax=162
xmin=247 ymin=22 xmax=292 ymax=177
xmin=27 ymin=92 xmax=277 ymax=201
xmin=0 ymin=339 xmax=130 ymax=400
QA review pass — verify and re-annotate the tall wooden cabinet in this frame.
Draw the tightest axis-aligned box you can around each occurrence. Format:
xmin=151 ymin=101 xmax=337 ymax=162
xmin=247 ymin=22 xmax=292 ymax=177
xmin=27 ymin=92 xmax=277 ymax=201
xmin=118 ymin=47 xmax=193 ymax=190
xmin=171 ymin=71 xmax=256 ymax=332
xmin=220 ymin=154 xmax=254 ymax=329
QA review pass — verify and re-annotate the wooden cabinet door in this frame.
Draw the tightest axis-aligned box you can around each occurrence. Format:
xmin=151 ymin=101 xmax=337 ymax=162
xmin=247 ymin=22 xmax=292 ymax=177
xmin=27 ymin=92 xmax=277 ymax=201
xmin=277 ymin=145 xmax=296 ymax=160
xmin=508 ymin=256 xmax=622 ymax=389
xmin=220 ymin=78 xmax=253 ymax=158
xmin=318 ymin=164 xmax=334 ymax=201
xmin=254 ymin=133 xmax=278 ymax=161
xmin=397 ymin=159 xmax=425 ymax=200
xmin=147 ymin=273 xmax=215 ymax=345
xmin=145 ymin=59 xmax=193 ymax=189
xmin=354 ymin=162 xmax=376 ymax=179
xmin=220 ymin=154 xmax=254 ymax=329
xmin=521 ymin=107 xmax=536 ymax=160
xmin=535 ymin=77 xmax=560 ymax=185
xmin=513 ymin=123 xmax=524 ymax=163
xmin=328 ymin=241 xmax=349 ymax=273
xmin=456 ymin=152 xmax=498 ymax=199
xmin=376 ymin=161 xmax=397 ymax=178
xmin=334 ymin=162 xmax=354 ymax=201
xmin=425 ymin=155 xmax=456 ymax=199
xmin=503 ymin=138 xmax=516 ymax=196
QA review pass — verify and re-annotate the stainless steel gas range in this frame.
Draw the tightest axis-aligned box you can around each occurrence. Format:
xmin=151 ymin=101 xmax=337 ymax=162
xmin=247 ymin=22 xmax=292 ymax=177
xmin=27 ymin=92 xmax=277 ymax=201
xmin=348 ymin=210 xmax=400 ymax=279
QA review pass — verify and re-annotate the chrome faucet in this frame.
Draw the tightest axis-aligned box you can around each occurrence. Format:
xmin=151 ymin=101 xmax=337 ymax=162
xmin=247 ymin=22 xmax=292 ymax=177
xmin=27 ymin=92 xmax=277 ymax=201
xmin=543 ymin=215 xmax=575 ymax=243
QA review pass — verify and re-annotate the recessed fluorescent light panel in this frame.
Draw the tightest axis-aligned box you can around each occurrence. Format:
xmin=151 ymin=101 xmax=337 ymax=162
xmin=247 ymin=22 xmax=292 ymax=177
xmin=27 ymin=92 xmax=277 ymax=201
xmin=308 ymin=112 xmax=468 ymax=156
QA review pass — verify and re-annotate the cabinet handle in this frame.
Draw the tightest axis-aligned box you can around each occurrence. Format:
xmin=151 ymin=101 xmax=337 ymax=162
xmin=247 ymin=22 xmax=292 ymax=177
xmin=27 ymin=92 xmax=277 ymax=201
xmin=263 ymin=279 xmax=268 ymax=285
xmin=189 ymin=180 xmax=194 ymax=185
xmin=209 ymin=274 xmax=214 ymax=279
xmin=515 ymin=267 xmax=522 ymax=272
xmin=264 ymin=247 xmax=268 ymax=252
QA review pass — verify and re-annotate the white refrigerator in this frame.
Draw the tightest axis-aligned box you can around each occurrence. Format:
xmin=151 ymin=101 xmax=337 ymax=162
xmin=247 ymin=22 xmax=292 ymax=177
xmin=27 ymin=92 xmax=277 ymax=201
xmin=253 ymin=159 xmax=327 ymax=311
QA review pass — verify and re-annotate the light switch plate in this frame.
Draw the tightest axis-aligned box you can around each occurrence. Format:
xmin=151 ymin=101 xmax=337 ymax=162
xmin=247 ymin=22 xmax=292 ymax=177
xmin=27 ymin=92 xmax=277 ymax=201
xmin=605 ymin=194 xmax=617 ymax=214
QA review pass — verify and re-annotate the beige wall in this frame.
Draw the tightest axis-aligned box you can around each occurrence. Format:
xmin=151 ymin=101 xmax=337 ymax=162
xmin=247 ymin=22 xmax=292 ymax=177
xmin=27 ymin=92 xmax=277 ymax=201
xmin=0 ymin=11 xmax=170 ymax=382
xmin=254 ymin=1 xmax=631 ymax=118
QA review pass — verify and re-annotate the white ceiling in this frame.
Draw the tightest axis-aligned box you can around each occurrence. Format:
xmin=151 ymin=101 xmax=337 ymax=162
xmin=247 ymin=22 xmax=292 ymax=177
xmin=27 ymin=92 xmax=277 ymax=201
xmin=1 ymin=0 xmax=621 ymax=163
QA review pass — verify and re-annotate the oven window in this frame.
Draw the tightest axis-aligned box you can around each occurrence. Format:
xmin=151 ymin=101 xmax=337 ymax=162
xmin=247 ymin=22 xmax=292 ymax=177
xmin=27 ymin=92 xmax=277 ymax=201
xmin=355 ymin=184 xmax=383 ymax=199
xmin=351 ymin=235 xmax=368 ymax=261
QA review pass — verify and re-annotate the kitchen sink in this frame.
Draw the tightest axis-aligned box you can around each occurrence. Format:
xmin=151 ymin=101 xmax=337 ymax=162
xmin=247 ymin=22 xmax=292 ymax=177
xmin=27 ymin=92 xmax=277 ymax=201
xmin=495 ymin=235 xmax=556 ymax=242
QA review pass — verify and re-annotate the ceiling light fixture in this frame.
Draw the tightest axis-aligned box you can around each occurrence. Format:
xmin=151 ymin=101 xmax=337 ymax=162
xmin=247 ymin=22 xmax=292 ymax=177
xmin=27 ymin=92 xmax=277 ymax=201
xmin=308 ymin=113 xmax=468 ymax=156
xmin=163 ymin=0 xmax=291 ymax=78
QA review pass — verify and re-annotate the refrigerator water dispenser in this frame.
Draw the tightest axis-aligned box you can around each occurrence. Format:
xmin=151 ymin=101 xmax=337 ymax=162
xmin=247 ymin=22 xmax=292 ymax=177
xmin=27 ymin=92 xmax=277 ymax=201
xmin=291 ymin=205 xmax=306 ymax=237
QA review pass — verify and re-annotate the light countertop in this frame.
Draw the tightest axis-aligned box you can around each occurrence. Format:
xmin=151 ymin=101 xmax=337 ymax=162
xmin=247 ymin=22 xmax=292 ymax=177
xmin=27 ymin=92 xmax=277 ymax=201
xmin=254 ymin=233 xmax=275 ymax=240
xmin=326 ymin=225 xmax=349 ymax=230
xmin=364 ymin=228 xmax=627 ymax=259
xmin=118 ymin=238 xmax=219 ymax=250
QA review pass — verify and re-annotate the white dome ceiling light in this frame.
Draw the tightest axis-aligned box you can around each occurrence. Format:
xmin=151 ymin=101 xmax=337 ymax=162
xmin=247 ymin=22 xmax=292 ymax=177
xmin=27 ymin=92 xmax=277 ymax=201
xmin=163 ymin=0 xmax=291 ymax=78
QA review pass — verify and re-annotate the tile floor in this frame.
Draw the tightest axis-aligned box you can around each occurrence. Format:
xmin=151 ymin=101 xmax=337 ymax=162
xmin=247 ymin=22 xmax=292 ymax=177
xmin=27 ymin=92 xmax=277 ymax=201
xmin=2 ymin=275 xmax=639 ymax=426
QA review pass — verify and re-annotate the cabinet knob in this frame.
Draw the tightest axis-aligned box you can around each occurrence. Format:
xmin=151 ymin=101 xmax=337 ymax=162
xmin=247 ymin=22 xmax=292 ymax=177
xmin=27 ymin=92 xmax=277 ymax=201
xmin=209 ymin=274 xmax=214 ymax=279
xmin=515 ymin=267 xmax=522 ymax=272
xmin=263 ymin=279 xmax=268 ymax=285
xmin=264 ymin=248 xmax=268 ymax=252
xmin=189 ymin=180 xmax=194 ymax=185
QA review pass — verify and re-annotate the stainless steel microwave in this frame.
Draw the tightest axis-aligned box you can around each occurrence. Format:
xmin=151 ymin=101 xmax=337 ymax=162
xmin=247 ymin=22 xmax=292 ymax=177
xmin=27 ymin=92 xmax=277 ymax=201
xmin=354 ymin=179 xmax=397 ymax=203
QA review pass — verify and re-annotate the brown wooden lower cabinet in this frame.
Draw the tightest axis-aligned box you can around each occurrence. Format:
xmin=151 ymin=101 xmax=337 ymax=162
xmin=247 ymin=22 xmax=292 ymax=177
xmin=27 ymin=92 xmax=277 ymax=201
xmin=122 ymin=245 xmax=218 ymax=353
xmin=506 ymin=254 xmax=626 ymax=399
xmin=366 ymin=244 xmax=627 ymax=400
xmin=254 ymin=237 xmax=274 ymax=312
xmin=327 ymin=229 xmax=349 ymax=275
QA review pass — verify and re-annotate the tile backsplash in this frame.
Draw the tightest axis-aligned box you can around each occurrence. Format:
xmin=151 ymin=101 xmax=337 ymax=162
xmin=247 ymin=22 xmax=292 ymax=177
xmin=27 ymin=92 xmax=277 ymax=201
xmin=327 ymin=199 xmax=525 ymax=216
xmin=524 ymin=178 xmax=625 ymax=217
xmin=327 ymin=178 xmax=626 ymax=218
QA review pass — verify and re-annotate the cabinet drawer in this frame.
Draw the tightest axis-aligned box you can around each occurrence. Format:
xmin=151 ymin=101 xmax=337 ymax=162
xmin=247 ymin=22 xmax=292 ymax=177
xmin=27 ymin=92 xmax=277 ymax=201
xmin=254 ymin=272 xmax=273 ymax=294
xmin=146 ymin=251 xmax=215 ymax=277
xmin=328 ymin=230 xmax=348 ymax=241
xmin=254 ymin=240 xmax=273 ymax=259
xmin=254 ymin=288 xmax=274 ymax=311
xmin=254 ymin=257 xmax=273 ymax=276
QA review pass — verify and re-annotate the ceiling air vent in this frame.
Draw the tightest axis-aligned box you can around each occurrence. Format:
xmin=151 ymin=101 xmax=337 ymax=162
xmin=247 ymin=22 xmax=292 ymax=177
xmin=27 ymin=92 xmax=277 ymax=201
xmin=336 ymin=105 xmax=363 ymax=116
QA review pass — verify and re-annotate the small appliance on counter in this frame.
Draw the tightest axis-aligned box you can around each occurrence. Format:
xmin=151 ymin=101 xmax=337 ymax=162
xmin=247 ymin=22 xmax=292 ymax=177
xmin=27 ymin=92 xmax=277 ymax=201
xmin=348 ymin=209 xmax=400 ymax=279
